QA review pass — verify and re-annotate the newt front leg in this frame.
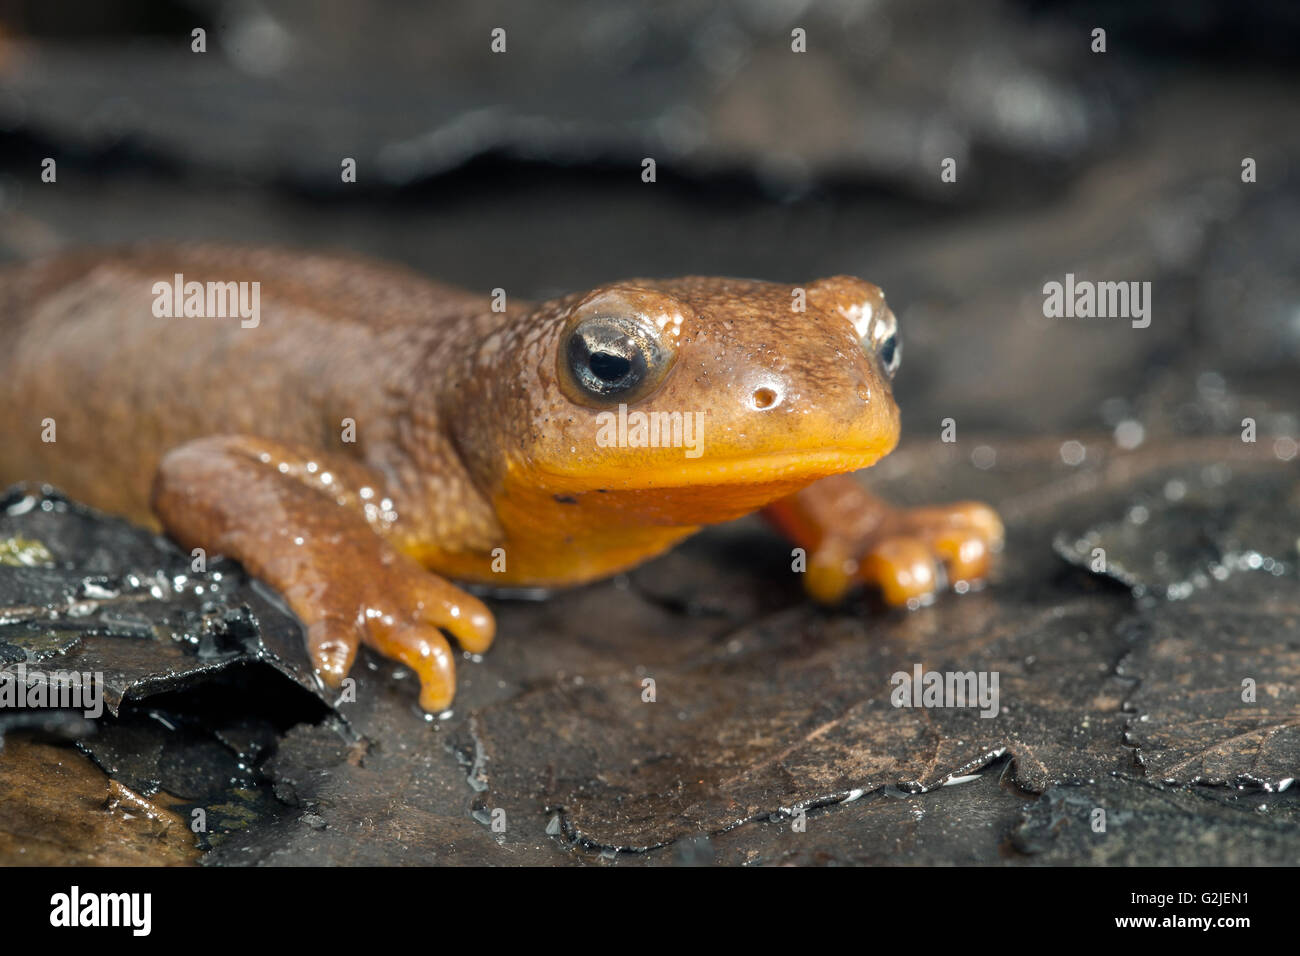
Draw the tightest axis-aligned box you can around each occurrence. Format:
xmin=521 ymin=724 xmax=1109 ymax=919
xmin=150 ymin=436 xmax=494 ymax=710
xmin=764 ymin=473 xmax=1003 ymax=607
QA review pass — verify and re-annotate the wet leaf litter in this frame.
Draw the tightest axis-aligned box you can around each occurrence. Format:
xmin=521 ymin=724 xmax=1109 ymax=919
xmin=1 ymin=434 xmax=1297 ymax=863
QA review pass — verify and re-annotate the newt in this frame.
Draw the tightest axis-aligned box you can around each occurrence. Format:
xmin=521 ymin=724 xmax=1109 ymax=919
xmin=0 ymin=245 xmax=1002 ymax=710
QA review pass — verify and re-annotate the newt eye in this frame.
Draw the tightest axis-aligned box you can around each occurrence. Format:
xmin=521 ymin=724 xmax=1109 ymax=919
xmin=865 ymin=307 xmax=901 ymax=379
xmin=561 ymin=314 xmax=671 ymax=404
xmin=878 ymin=330 xmax=900 ymax=378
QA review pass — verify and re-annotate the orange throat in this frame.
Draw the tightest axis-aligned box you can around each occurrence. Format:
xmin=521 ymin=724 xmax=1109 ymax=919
xmin=463 ymin=440 xmax=895 ymax=587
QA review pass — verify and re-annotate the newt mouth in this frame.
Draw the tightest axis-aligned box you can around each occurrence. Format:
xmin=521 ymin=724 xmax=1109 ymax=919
xmin=524 ymin=442 xmax=897 ymax=523
xmin=537 ymin=444 xmax=892 ymax=487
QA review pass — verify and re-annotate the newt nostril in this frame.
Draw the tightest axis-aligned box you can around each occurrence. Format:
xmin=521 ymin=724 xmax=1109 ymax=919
xmin=751 ymin=386 xmax=779 ymax=410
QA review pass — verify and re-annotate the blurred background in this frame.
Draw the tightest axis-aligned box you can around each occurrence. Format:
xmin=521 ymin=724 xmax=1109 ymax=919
xmin=1 ymin=0 xmax=1297 ymax=451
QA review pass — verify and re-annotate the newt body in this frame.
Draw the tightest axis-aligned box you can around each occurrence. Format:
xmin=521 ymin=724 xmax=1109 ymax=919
xmin=1 ymin=245 xmax=1001 ymax=709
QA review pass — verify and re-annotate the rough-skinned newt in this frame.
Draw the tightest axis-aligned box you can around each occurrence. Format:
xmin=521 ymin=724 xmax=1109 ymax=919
xmin=0 ymin=245 xmax=1002 ymax=710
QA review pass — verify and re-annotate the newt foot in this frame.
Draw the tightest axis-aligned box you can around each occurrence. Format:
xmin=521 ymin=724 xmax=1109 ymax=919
xmin=808 ymin=501 xmax=1003 ymax=607
xmin=151 ymin=435 xmax=495 ymax=712
xmin=302 ymin=553 xmax=496 ymax=712
xmin=764 ymin=473 xmax=1003 ymax=609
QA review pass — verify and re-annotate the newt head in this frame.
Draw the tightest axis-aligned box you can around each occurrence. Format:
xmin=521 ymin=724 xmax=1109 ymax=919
xmin=453 ymin=274 xmax=902 ymax=531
